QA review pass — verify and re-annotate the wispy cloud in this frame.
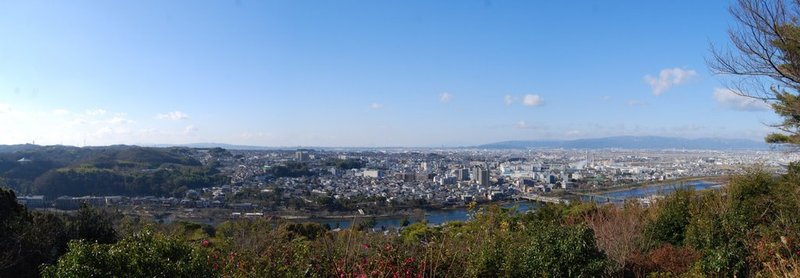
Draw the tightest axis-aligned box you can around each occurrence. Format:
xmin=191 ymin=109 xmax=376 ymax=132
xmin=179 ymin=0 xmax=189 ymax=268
xmin=626 ymin=100 xmax=648 ymax=106
xmin=183 ymin=125 xmax=198 ymax=135
xmin=522 ymin=94 xmax=544 ymax=107
xmin=85 ymin=109 xmax=107 ymax=116
xmin=439 ymin=92 xmax=453 ymax=103
xmin=107 ymin=116 xmax=134 ymax=124
xmin=52 ymin=109 xmax=70 ymax=116
xmin=0 ymin=103 xmax=12 ymax=114
xmin=504 ymin=95 xmax=515 ymax=106
xmin=156 ymin=111 xmax=189 ymax=120
xmin=68 ymin=118 xmax=89 ymax=126
xmin=644 ymin=67 xmax=697 ymax=95
xmin=713 ymin=88 xmax=771 ymax=111
xmin=516 ymin=120 xmax=548 ymax=130
xmin=369 ymin=103 xmax=383 ymax=110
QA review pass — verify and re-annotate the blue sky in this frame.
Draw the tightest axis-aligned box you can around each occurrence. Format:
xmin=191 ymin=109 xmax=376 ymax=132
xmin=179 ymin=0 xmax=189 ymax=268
xmin=0 ymin=0 xmax=781 ymax=147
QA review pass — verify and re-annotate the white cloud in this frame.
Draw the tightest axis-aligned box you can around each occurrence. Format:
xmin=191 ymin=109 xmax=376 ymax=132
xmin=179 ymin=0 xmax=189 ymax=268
xmin=439 ymin=92 xmax=453 ymax=103
xmin=504 ymin=95 xmax=515 ymax=106
xmin=183 ymin=125 xmax=198 ymax=134
xmin=522 ymin=94 xmax=544 ymax=107
xmin=156 ymin=111 xmax=189 ymax=120
xmin=67 ymin=118 xmax=89 ymax=126
xmin=626 ymin=100 xmax=648 ymax=106
xmin=85 ymin=109 xmax=107 ymax=116
xmin=369 ymin=103 xmax=383 ymax=110
xmin=0 ymin=104 xmax=213 ymax=145
xmin=52 ymin=109 xmax=70 ymax=116
xmin=713 ymin=88 xmax=771 ymax=111
xmin=516 ymin=120 xmax=548 ymax=130
xmin=0 ymin=103 xmax=12 ymax=114
xmin=107 ymin=116 xmax=134 ymax=124
xmin=644 ymin=68 xmax=697 ymax=95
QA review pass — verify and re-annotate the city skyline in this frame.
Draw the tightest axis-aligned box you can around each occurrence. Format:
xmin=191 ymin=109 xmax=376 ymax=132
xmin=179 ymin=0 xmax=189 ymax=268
xmin=0 ymin=0 xmax=781 ymax=147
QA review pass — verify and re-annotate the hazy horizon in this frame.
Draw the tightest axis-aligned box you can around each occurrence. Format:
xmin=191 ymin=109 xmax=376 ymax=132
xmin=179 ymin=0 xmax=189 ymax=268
xmin=0 ymin=1 xmax=779 ymax=147
xmin=0 ymin=135 xmax=768 ymax=150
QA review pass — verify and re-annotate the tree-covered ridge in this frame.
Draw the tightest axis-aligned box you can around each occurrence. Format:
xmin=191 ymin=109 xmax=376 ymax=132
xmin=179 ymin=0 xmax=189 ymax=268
xmin=325 ymin=158 xmax=365 ymax=170
xmin=0 ymin=145 xmax=228 ymax=197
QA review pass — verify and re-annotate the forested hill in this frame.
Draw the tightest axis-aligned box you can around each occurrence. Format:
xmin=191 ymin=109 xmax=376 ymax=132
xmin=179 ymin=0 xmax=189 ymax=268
xmin=0 ymin=145 xmax=229 ymax=198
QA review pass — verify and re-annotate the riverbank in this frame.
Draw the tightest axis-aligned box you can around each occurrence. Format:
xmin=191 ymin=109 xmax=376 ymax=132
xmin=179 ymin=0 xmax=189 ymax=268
xmin=305 ymin=201 xmax=538 ymax=229
xmin=574 ymin=176 xmax=726 ymax=195
xmin=276 ymin=199 xmax=530 ymax=222
xmin=571 ymin=179 xmax=723 ymax=204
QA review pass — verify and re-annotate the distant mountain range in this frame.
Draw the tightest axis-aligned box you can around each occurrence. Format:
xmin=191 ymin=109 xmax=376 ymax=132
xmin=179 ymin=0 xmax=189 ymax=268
xmin=476 ymin=136 xmax=772 ymax=150
xmin=0 ymin=144 xmax=41 ymax=153
xmin=149 ymin=143 xmax=280 ymax=150
xmin=0 ymin=136 xmax=776 ymax=152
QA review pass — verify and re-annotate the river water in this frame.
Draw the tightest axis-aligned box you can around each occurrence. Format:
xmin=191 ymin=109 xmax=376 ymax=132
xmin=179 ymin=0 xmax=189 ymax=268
xmin=317 ymin=202 xmax=537 ymax=230
xmin=580 ymin=180 xmax=722 ymax=204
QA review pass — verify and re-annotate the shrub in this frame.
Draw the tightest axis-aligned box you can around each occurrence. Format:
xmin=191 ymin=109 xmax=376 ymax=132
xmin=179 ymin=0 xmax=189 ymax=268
xmin=512 ymin=224 xmax=609 ymax=277
xmin=41 ymin=229 xmax=213 ymax=278
xmin=644 ymin=188 xmax=694 ymax=247
xmin=585 ymin=202 xmax=647 ymax=275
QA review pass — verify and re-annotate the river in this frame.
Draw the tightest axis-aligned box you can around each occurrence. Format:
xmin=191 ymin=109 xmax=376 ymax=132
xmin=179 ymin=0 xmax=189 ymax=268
xmin=580 ymin=180 xmax=722 ymax=204
xmin=316 ymin=201 xmax=537 ymax=230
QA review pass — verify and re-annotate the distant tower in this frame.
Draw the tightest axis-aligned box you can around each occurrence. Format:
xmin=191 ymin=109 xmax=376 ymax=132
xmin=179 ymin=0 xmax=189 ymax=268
xmin=419 ymin=162 xmax=430 ymax=172
xmin=479 ymin=168 xmax=489 ymax=186
xmin=295 ymin=151 xmax=310 ymax=161
xmin=458 ymin=168 xmax=470 ymax=181
xmin=473 ymin=165 xmax=490 ymax=186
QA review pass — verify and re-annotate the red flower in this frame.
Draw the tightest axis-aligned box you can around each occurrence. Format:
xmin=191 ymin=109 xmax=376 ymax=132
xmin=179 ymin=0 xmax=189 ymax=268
xmin=202 ymin=239 xmax=210 ymax=247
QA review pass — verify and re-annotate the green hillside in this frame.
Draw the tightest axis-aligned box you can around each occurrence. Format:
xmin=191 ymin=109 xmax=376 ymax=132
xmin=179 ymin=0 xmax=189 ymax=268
xmin=0 ymin=145 xmax=227 ymax=197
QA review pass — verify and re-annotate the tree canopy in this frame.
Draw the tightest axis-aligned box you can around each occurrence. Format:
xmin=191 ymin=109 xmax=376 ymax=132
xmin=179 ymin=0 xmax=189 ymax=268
xmin=711 ymin=0 xmax=800 ymax=144
xmin=0 ymin=145 xmax=228 ymax=197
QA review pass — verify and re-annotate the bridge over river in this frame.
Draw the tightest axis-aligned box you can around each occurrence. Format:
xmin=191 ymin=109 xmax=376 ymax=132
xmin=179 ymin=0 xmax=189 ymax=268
xmin=516 ymin=194 xmax=571 ymax=204
xmin=569 ymin=192 xmax=627 ymax=203
xmin=516 ymin=180 xmax=720 ymax=206
xmin=570 ymin=180 xmax=722 ymax=204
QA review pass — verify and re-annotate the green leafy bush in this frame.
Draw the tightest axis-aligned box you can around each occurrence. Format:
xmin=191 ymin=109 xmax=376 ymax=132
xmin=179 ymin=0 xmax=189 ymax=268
xmin=42 ymin=229 xmax=213 ymax=278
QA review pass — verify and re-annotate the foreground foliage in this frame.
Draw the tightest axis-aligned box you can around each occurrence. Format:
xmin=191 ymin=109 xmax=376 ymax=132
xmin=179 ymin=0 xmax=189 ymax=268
xmin=41 ymin=230 xmax=212 ymax=278
xmin=0 ymin=197 xmax=116 ymax=277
